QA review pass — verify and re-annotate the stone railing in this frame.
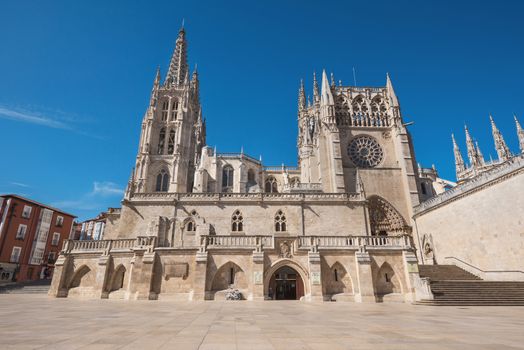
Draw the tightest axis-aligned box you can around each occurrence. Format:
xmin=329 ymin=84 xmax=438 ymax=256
xmin=297 ymin=235 xmax=412 ymax=250
xmin=283 ymin=183 xmax=323 ymax=193
xmin=200 ymin=235 xmax=273 ymax=250
xmin=263 ymin=166 xmax=299 ymax=172
xmin=62 ymin=236 xmax=157 ymax=254
xmin=176 ymin=192 xmax=364 ymax=203
xmin=415 ymin=154 xmax=524 ymax=215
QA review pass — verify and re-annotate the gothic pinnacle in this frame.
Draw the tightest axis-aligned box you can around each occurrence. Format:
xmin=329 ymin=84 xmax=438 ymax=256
xmin=313 ymin=72 xmax=320 ymax=104
xmin=386 ymin=72 xmax=399 ymax=107
xmin=330 ymin=72 xmax=335 ymax=88
xmin=452 ymin=133 xmax=465 ymax=175
xmin=515 ymin=114 xmax=524 ymax=153
xmin=490 ymin=114 xmax=511 ymax=162
xmin=320 ymin=70 xmax=334 ymax=106
xmin=298 ymin=79 xmax=306 ymax=111
xmin=465 ymin=125 xmax=481 ymax=168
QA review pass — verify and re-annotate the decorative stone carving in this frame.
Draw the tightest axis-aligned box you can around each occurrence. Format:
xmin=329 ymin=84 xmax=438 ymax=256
xmin=279 ymin=241 xmax=292 ymax=258
xmin=348 ymin=136 xmax=384 ymax=168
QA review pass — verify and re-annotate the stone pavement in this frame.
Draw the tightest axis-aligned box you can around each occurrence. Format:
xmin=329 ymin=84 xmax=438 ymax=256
xmin=1 ymin=295 xmax=524 ymax=349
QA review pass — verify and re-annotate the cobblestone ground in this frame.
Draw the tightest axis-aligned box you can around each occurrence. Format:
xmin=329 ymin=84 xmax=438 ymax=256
xmin=1 ymin=295 xmax=524 ymax=349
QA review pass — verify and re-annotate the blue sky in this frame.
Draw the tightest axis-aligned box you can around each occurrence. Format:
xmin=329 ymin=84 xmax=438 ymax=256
xmin=1 ymin=0 xmax=523 ymax=221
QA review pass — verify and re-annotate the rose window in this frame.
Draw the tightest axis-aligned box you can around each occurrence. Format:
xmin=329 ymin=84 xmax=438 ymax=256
xmin=347 ymin=136 xmax=384 ymax=168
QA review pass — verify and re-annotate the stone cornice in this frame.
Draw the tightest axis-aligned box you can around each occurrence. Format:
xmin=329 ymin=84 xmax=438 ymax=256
xmin=414 ymin=154 xmax=524 ymax=217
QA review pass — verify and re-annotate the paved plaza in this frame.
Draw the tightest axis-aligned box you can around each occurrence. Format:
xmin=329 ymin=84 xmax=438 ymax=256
xmin=1 ymin=295 xmax=524 ymax=350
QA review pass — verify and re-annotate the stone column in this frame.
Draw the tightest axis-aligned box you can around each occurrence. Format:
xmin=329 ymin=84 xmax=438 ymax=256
xmin=128 ymin=250 xmax=156 ymax=300
xmin=308 ymin=251 xmax=323 ymax=301
xmin=96 ymin=254 xmax=112 ymax=299
xmin=251 ymin=251 xmax=265 ymax=300
xmin=354 ymin=251 xmax=375 ymax=302
xmin=48 ymin=254 xmax=72 ymax=298
xmin=192 ymin=251 xmax=208 ymax=300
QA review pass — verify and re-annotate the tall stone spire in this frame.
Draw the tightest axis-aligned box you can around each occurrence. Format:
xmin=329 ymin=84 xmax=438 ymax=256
xmin=386 ymin=73 xmax=399 ymax=107
xmin=313 ymin=72 xmax=320 ymax=105
xmin=298 ymin=79 xmax=306 ymax=111
xmin=475 ymin=141 xmax=485 ymax=166
xmin=165 ymin=27 xmax=188 ymax=88
xmin=489 ymin=114 xmax=511 ymax=161
xmin=452 ymin=133 xmax=465 ymax=175
xmin=515 ymin=114 xmax=524 ymax=153
xmin=465 ymin=125 xmax=483 ymax=167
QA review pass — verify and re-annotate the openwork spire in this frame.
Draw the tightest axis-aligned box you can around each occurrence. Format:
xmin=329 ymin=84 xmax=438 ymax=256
xmin=452 ymin=133 xmax=465 ymax=175
xmin=165 ymin=27 xmax=188 ymax=88
xmin=320 ymin=70 xmax=334 ymax=106
xmin=490 ymin=115 xmax=511 ymax=161
xmin=298 ymin=79 xmax=306 ymax=111
xmin=515 ymin=114 xmax=524 ymax=153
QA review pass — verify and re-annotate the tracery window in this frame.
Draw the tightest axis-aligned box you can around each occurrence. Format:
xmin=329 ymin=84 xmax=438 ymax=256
xmin=347 ymin=136 xmax=384 ymax=168
xmin=157 ymin=128 xmax=166 ymax=154
xmin=274 ymin=210 xmax=287 ymax=232
xmin=265 ymin=176 xmax=278 ymax=193
xmin=171 ymin=100 xmax=179 ymax=120
xmin=161 ymin=101 xmax=168 ymax=121
xmin=222 ymin=165 xmax=234 ymax=192
xmin=167 ymin=129 xmax=176 ymax=154
xmin=155 ymin=169 xmax=169 ymax=192
xmin=231 ymin=210 xmax=243 ymax=232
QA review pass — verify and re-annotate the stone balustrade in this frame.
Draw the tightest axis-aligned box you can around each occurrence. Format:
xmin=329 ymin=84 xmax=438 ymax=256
xmin=297 ymin=235 xmax=412 ymax=250
xmin=62 ymin=236 xmax=157 ymax=254
xmin=130 ymin=192 xmax=365 ymax=203
xmin=201 ymin=235 xmax=273 ymax=249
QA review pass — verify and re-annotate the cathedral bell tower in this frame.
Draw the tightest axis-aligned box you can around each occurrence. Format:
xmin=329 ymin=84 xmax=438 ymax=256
xmin=126 ymin=27 xmax=205 ymax=198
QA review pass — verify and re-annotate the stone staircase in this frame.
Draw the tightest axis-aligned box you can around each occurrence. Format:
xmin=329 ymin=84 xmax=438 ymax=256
xmin=417 ymin=265 xmax=524 ymax=306
xmin=0 ymin=279 xmax=51 ymax=295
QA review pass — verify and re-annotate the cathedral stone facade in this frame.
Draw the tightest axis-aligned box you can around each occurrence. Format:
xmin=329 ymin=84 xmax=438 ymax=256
xmin=49 ymin=28 xmax=436 ymax=302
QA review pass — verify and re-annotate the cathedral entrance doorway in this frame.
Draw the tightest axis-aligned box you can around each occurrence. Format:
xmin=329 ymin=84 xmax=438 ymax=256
xmin=268 ymin=266 xmax=304 ymax=300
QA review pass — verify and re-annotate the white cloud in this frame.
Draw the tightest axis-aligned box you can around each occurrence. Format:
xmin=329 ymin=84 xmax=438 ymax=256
xmin=0 ymin=105 xmax=71 ymax=130
xmin=9 ymin=182 xmax=30 ymax=188
xmin=51 ymin=181 xmax=124 ymax=213
xmin=92 ymin=181 xmax=124 ymax=196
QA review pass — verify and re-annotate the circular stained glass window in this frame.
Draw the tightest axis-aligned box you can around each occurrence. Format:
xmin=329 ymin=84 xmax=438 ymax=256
xmin=347 ymin=136 xmax=384 ymax=168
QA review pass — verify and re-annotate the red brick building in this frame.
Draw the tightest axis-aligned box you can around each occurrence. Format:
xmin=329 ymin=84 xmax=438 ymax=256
xmin=0 ymin=194 xmax=76 ymax=282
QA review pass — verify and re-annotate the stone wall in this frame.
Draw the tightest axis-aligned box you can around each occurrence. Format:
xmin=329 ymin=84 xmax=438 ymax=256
xmin=414 ymin=160 xmax=524 ymax=280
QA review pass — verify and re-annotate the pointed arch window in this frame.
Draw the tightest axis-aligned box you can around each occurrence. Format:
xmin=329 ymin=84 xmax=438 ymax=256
xmin=155 ymin=169 xmax=169 ymax=192
xmin=275 ymin=210 xmax=287 ymax=232
xmin=265 ymin=176 xmax=278 ymax=193
xmin=231 ymin=210 xmax=243 ymax=232
xmin=167 ymin=129 xmax=176 ymax=154
xmin=171 ymin=100 xmax=179 ymax=120
xmin=157 ymin=128 xmax=166 ymax=154
xmin=161 ymin=101 xmax=168 ymax=121
xmin=222 ymin=165 xmax=234 ymax=192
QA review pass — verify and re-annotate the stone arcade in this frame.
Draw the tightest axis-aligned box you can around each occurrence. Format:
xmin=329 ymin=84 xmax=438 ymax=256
xmin=49 ymin=27 xmax=434 ymax=302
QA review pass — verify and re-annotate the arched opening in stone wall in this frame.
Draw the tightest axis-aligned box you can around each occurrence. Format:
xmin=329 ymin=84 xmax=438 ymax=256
xmin=268 ymin=266 xmax=304 ymax=300
xmin=368 ymin=196 xmax=410 ymax=236
xmin=109 ymin=265 xmax=126 ymax=293
xmin=321 ymin=261 xmax=353 ymax=300
xmin=372 ymin=262 xmax=402 ymax=300
xmin=68 ymin=265 xmax=91 ymax=289
xmin=209 ymin=262 xmax=248 ymax=300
